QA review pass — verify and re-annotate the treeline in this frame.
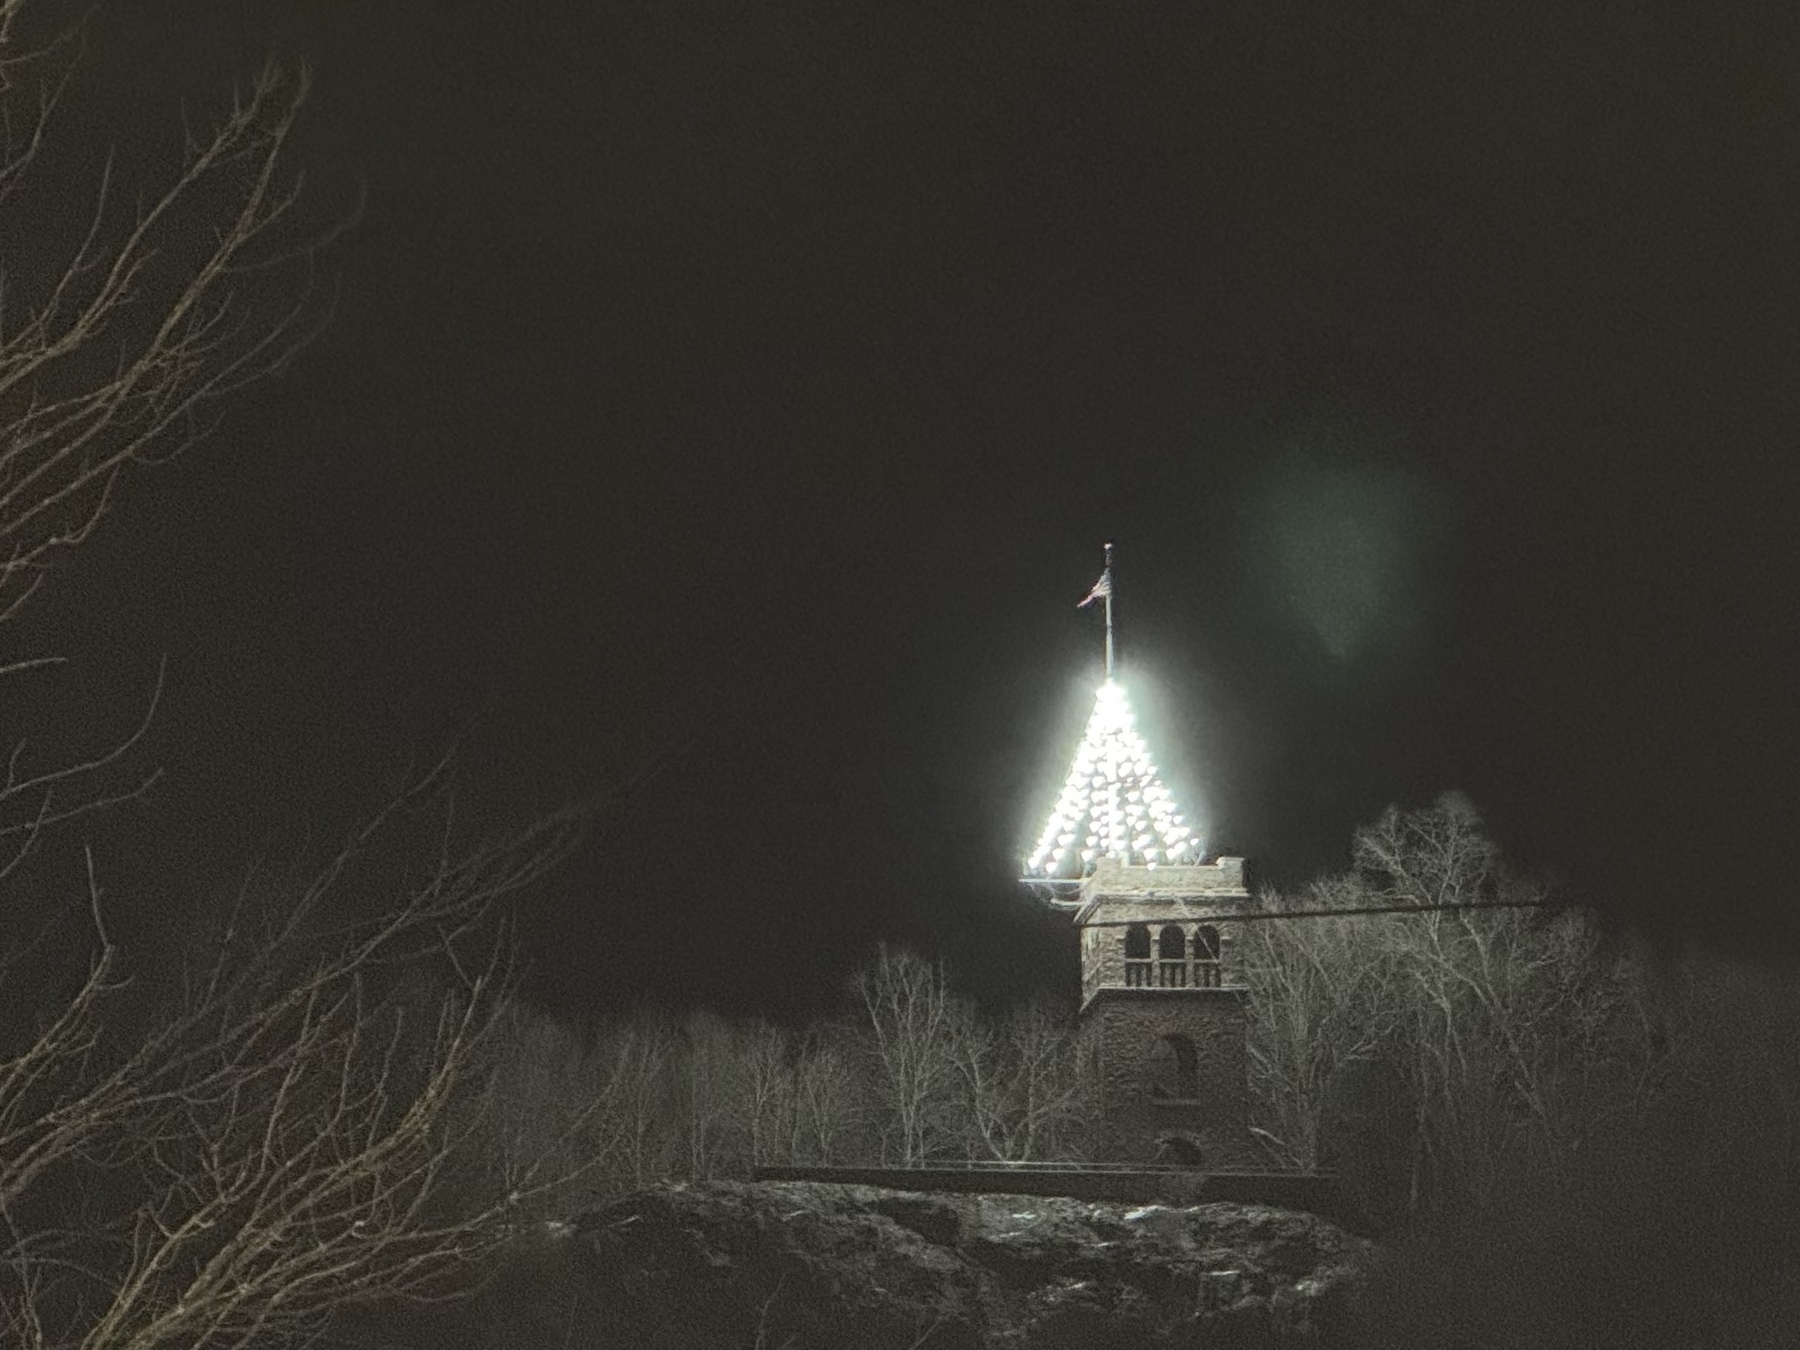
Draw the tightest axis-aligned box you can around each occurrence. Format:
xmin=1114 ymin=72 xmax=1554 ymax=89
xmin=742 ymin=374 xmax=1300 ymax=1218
xmin=1249 ymin=795 xmax=1800 ymax=1261
xmin=475 ymin=947 xmax=1097 ymax=1220
xmin=1245 ymin=792 xmax=1668 ymax=1224
xmin=1251 ymin=800 xmax=1800 ymax=1341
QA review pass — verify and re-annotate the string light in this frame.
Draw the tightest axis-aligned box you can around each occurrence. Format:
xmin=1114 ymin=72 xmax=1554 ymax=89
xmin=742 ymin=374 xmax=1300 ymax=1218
xmin=1025 ymin=679 xmax=1199 ymax=877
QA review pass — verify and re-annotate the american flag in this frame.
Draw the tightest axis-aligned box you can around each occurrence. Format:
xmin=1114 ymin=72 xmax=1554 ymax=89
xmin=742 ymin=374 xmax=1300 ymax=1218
xmin=1077 ymin=568 xmax=1113 ymax=608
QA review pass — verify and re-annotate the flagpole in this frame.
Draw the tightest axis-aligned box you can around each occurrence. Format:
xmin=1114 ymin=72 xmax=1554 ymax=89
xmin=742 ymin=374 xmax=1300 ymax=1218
xmin=1102 ymin=541 xmax=1114 ymax=679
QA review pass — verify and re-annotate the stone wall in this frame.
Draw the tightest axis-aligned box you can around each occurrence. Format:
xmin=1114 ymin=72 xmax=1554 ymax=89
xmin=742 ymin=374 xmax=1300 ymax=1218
xmin=1085 ymin=856 xmax=1247 ymax=893
xmin=1085 ymin=988 xmax=1251 ymax=1165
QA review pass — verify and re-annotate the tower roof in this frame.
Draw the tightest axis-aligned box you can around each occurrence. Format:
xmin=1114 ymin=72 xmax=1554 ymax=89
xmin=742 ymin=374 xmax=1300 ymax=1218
xmin=1024 ymin=676 xmax=1200 ymax=878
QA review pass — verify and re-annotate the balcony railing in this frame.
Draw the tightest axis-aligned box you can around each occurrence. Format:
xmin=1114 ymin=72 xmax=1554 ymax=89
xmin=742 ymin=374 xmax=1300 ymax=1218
xmin=1118 ymin=959 xmax=1224 ymax=989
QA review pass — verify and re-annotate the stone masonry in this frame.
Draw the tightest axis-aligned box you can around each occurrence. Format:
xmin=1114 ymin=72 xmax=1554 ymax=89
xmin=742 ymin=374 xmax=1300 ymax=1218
xmin=1074 ymin=856 xmax=1254 ymax=1165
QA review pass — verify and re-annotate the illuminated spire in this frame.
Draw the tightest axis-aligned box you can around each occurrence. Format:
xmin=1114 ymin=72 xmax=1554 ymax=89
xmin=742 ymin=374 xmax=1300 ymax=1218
xmin=1025 ymin=545 xmax=1201 ymax=878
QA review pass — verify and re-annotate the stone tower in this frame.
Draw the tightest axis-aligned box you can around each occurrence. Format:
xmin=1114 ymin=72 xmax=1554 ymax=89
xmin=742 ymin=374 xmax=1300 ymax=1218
xmin=1023 ymin=545 xmax=1254 ymax=1165
xmin=1072 ymin=855 xmax=1253 ymax=1164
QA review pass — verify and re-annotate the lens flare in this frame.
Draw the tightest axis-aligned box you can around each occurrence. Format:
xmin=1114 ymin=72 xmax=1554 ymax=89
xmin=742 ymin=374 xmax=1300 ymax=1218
xmin=1025 ymin=679 xmax=1199 ymax=877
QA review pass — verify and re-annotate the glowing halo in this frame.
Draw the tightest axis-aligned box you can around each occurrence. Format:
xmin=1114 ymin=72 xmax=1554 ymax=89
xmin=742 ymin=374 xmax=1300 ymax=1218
xmin=1024 ymin=678 xmax=1200 ymax=877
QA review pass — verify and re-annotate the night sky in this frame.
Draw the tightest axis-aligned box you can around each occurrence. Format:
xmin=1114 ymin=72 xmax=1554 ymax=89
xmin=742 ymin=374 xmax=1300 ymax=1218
xmin=26 ymin=0 xmax=1800 ymax=1022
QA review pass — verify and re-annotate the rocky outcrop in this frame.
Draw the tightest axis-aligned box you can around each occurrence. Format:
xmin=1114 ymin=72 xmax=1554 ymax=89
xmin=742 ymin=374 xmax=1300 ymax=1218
xmin=494 ymin=1180 xmax=1377 ymax=1349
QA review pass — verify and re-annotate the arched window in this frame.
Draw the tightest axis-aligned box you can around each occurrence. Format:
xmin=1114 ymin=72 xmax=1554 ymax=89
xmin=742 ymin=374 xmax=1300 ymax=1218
xmin=1123 ymin=923 xmax=1152 ymax=986
xmin=1194 ymin=924 xmax=1221 ymax=988
xmin=1151 ymin=1033 xmax=1200 ymax=1099
xmin=1157 ymin=924 xmax=1188 ymax=986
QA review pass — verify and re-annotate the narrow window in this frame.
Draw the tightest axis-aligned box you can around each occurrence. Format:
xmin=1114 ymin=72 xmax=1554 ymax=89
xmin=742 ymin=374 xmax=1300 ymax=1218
xmin=1157 ymin=924 xmax=1188 ymax=986
xmin=1194 ymin=924 xmax=1221 ymax=988
xmin=1124 ymin=923 xmax=1152 ymax=986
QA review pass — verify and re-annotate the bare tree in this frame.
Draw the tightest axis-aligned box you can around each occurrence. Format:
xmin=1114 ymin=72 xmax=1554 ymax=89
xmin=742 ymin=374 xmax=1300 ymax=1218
xmin=1356 ymin=798 xmax=1626 ymax=1211
xmin=851 ymin=945 xmax=962 ymax=1166
xmin=1242 ymin=873 xmax=1400 ymax=1170
xmin=0 ymin=0 xmax=341 ymax=894
xmin=595 ymin=1014 xmax=682 ymax=1190
xmin=786 ymin=1026 xmax=860 ymax=1166
xmin=0 ymin=7 xmax=610 ymax=1346
xmin=487 ymin=1009 xmax=689 ymax=1200
xmin=679 ymin=1009 xmax=747 ymax=1180
xmin=952 ymin=995 xmax=1088 ymax=1162
xmin=483 ymin=1008 xmax=852 ymax=1197
xmin=0 ymin=761 xmax=591 ymax=1349
xmin=730 ymin=1018 xmax=798 ymax=1172
xmin=0 ymin=4 xmax=335 ymax=630
xmin=479 ymin=1001 xmax=626 ymax=1225
xmin=1246 ymin=795 xmax=1668 ymax=1218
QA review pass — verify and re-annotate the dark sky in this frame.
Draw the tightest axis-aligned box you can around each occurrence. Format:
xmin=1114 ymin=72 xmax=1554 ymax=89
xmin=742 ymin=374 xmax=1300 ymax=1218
xmin=23 ymin=0 xmax=1800 ymax=1020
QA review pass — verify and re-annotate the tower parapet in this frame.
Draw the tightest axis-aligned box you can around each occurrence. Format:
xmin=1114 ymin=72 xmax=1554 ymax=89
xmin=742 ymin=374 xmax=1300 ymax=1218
xmin=1078 ymin=855 xmax=1248 ymax=906
xmin=1075 ymin=856 xmax=1252 ymax=1005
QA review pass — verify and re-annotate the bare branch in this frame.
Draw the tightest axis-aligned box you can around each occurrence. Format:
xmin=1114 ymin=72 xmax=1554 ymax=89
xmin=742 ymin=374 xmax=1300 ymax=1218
xmin=0 ymin=15 xmax=609 ymax=1346
xmin=0 ymin=39 xmax=336 ymax=630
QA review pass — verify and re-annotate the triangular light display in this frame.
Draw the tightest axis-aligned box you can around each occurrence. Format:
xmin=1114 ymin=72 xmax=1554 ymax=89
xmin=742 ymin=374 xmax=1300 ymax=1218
xmin=1024 ymin=677 xmax=1198 ymax=877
